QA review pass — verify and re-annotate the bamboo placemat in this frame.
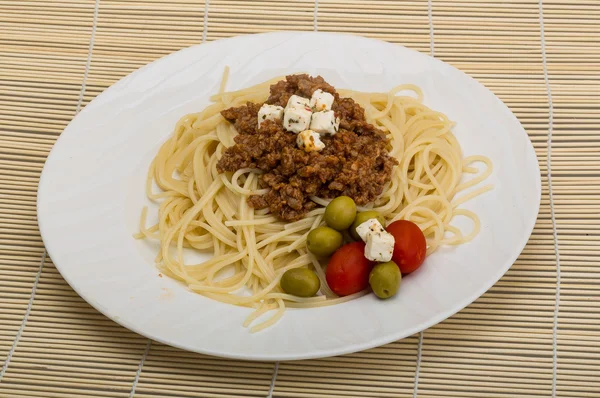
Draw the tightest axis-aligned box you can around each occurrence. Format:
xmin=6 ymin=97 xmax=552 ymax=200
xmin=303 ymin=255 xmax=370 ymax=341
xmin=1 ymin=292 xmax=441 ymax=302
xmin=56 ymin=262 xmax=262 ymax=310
xmin=1 ymin=0 xmax=598 ymax=397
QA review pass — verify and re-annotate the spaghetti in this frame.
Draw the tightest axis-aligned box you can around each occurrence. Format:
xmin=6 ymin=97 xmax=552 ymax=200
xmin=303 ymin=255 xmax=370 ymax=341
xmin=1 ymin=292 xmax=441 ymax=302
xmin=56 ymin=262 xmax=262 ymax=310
xmin=135 ymin=71 xmax=493 ymax=332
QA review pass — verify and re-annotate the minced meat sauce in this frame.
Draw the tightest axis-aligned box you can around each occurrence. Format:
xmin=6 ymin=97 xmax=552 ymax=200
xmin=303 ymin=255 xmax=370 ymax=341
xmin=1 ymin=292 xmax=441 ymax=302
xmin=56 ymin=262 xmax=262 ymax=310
xmin=216 ymin=74 xmax=398 ymax=221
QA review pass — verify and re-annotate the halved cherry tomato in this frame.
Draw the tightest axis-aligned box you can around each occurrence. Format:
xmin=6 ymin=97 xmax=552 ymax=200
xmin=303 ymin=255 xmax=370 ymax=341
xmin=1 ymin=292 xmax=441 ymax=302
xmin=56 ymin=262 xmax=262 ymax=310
xmin=386 ymin=220 xmax=426 ymax=274
xmin=326 ymin=242 xmax=373 ymax=296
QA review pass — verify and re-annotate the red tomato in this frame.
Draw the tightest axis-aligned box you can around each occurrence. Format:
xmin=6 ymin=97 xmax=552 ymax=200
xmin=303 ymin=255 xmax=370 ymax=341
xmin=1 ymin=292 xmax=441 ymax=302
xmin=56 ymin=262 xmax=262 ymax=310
xmin=386 ymin=220 xmax=426 ymax=274
xmin=326 ymin=242 xmax=373 ymax=296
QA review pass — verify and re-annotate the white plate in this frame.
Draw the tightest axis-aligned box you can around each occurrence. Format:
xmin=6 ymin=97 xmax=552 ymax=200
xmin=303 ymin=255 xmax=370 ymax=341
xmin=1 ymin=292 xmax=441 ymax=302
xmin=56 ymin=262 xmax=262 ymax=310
xmin=37 ymin=32 xmax=541 ymax=361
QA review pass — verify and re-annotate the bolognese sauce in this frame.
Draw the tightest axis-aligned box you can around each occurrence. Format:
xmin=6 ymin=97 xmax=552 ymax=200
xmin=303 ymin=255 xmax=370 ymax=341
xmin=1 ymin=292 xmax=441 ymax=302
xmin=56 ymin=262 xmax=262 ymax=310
xmin=217 ymin=74 xmax=398 ymax=221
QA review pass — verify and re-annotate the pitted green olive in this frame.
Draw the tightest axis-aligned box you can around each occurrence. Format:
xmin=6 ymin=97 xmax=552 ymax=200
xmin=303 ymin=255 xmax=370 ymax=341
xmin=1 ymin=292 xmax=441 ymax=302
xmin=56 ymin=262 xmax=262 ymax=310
xmin=369 ymin=261 xmax=401 ymax=299
xmin=324 ymin=196 xmax=357 ymax=231
xmin=307 ymin=226 xmax=343 ymax=257
xmin=280 ymin=268 xmax=320 ymax=297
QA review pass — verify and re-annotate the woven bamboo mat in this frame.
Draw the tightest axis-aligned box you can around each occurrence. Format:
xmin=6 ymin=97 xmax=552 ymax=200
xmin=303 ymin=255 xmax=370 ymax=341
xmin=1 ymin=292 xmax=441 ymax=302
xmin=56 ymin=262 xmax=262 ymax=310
xmin=1 ymin=0 xmax=598 ymax=397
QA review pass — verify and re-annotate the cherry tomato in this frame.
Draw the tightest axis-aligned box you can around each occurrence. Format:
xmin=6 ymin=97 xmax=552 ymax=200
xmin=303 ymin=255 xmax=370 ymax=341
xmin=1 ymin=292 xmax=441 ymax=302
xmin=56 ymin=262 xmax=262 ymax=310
xmin=386 ymin=220 xmax=426 ymax=274
xmin=326 ymin=242 xmax=373 ymax=296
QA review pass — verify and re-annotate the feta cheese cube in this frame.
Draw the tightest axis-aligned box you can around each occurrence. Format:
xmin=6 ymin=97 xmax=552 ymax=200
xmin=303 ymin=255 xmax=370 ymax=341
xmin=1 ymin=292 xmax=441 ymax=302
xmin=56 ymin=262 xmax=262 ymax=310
xmin=286 ymin=95 xmax=310 ymax=109
xmin=297 ymin=130 xmax=325 ymax=152
xmin=283 ymin=106 xmax=312 ymax=133
xmin=309 ymin=110 xmax=340 ymax=136
xmin=257 ymin=104 xmax=284 ymax=128
xmin=365 ymin=230 xmax=395 ymax=262
xmin=356 ymin=218 xmax=386 ymax=242
xmin=310 ymin=89 xmax=335 ymax=111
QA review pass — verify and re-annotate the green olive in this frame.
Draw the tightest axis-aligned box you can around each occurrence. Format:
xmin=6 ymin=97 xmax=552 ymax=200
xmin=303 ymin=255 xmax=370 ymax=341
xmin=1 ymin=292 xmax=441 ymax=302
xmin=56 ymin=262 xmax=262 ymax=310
xmin=307 ymin=226 xmax=343 ymax=257
xmin=280 ymin=268 xmax=320 ymax=297
xmin=350 ymin=211 xmax=385 ymax=240
xmin=369 ymin=261 xmax=401 ymax=299
xmin=324 ymin=196 xmax=357 ymax=231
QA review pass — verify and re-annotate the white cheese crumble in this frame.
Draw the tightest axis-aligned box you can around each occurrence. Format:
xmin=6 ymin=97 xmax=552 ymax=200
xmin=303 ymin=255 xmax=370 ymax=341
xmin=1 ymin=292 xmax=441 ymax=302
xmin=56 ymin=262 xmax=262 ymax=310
xmin=365 ymin=230 xmax=395 ymax=262
xmin=309 ymin=110 xmax=340 ymax=136
xmin=310 ymin=89 xmax=335 ymax=111
xmin=283 ymin=106 xmax=312 ymax=133
xmin=257 ymin=104 xmax=284 ymax=128
xmin=286 ymin=95 xmax=310 ymax=109
xmin=296 ymin=130 xmax=325 ymax=152
xmin=356 ymin=218 xmax=385 ymax=242
xmin=356 ymin=218 xmax=395 ymax=262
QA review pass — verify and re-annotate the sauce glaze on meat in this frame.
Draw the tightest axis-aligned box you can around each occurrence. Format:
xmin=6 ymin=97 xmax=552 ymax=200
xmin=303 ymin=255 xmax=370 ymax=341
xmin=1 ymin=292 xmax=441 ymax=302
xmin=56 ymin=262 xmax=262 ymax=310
xmin=217 ymin=75 xmax=398 ymax=221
